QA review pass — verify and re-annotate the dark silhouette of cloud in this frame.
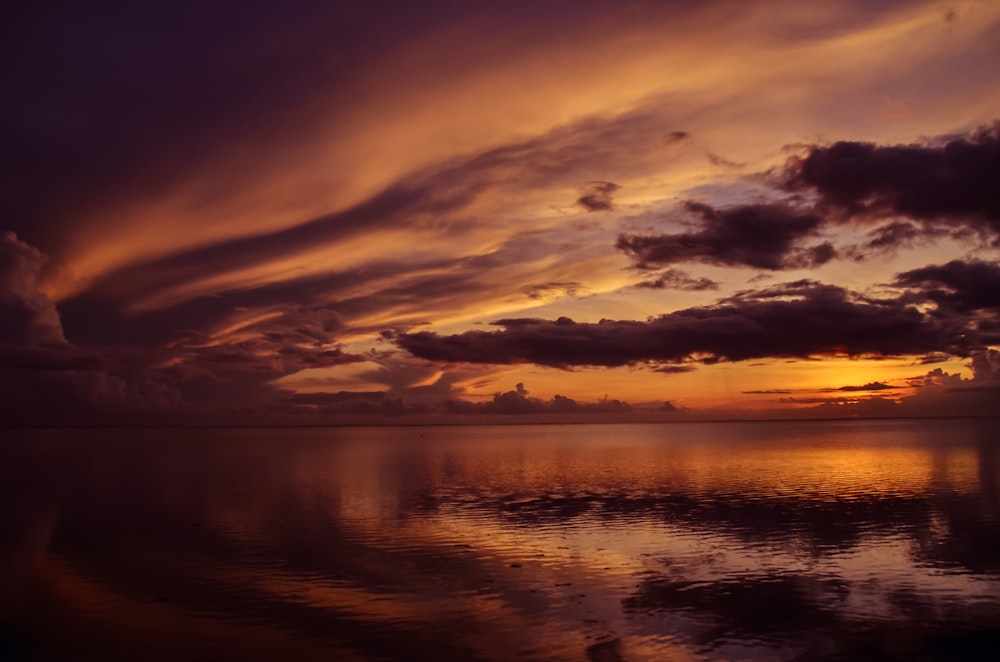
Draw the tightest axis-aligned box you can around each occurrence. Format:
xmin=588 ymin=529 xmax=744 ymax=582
xmin=786 ymin=122 xmax=1000 ymax=234
xmin=894 ymin=260 xmax=1000 ymax=313
xmin=829 ymin=381 xmax=898 ymax=392
xmin=577 ymin=181 xmax=620 ymax=212
xmin=650 ymin=365 xmax=697 ymax=374
xmin=843 ymin=221 xmax=956 ymax=260
xmin=616 ymin=201 xmax=835 ymax=270
xmin=398 ymin=281 xmax=970 ymax=368
xmin=618 ymin=122 xmax=1000 ymax=273
xmin=522 ymin=281 xmax=583 ymax=300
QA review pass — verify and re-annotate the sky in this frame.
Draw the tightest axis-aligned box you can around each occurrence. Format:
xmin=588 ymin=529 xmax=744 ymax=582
xmin=2 ymin=0 xmax=999 ymax=425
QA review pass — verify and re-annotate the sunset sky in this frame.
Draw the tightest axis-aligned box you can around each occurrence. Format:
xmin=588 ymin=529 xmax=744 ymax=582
xmin=2 ymin=0 xmax=999 ymax=424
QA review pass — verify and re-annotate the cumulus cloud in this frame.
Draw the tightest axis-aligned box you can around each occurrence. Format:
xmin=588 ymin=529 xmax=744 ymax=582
xmin=398 ymin=280 xmax=970 ymax=368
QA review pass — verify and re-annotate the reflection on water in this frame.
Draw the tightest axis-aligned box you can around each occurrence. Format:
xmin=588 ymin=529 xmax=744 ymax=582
xmin=1 ymin=420 xmax=999 ymax=660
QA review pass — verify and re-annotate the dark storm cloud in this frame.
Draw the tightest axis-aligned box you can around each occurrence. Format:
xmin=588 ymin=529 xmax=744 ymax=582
xmin=616 ymin=202 xmax=835 ymax=270
xmin=398 ymin=281 xmax=969 ymax=368
xmin=577 ymin=181 xmax=620 ymax=211
xmin=634 ymin=268 xmax=719 ymax=291
xmin=786 ymin=122 xmax=1000 ymax=234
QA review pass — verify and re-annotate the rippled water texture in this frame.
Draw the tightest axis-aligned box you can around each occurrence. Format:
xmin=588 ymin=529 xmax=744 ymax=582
xmin=2 ymin=420 xmax=999 ymax=660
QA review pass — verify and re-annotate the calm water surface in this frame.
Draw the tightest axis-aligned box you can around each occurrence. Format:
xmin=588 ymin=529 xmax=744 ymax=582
xmin=2 ymin=420 xmax=999 ymax=660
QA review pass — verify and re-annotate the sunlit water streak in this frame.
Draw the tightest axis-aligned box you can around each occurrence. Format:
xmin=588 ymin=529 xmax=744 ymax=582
xmin=1 ymin=419 xmax=998 ymax=660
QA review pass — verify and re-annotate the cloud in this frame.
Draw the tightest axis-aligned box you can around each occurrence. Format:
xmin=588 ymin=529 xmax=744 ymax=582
xmin=0 ymin=232 xmax=65 ymax=346
xmin=785 ymin=122 xmax=1000 ymax=235
xmin=827 ymin=381 xmax=898 ymax=392
xmin=577 ymin=181 xmax=620 ymax=212
xmin=970 ymin=348 xmax=1000 ymax=382
xmin=894 ymin=260 xmax=1000 ymax=313
xmin=842 ymin=221 xmax=954 ymax=260
xmin=650 ymin=365 xmax=697 ymax=374
xmin=397 ymin=280 xmax=970 ymax=368
xmin=634 ymin=268 xmax=718 ymax=291
xmin=442 ymin=383 xmax=631 ymax=415
xmin=616 ymin=201 xmax=835 ymax=271
xmin=59 ymin=103 xmax=693 ymax=319
xmin=618 ymin=122 xmax=1000 ymax=273
xmin=0 ymin=290 xmax=367 ymax=425
xmin=521 ymin=281 xmax=583 ymax=300
xmin=68 ymin=175 xmax=484 ymax=313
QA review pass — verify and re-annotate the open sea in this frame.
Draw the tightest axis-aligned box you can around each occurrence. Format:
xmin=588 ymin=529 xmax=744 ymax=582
xmin=2 ymin=419 xmax=999 ymax=661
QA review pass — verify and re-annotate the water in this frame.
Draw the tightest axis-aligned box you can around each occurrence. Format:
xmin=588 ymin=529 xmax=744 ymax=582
xmin=1 ymin=419 xmax=998 ymax=660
